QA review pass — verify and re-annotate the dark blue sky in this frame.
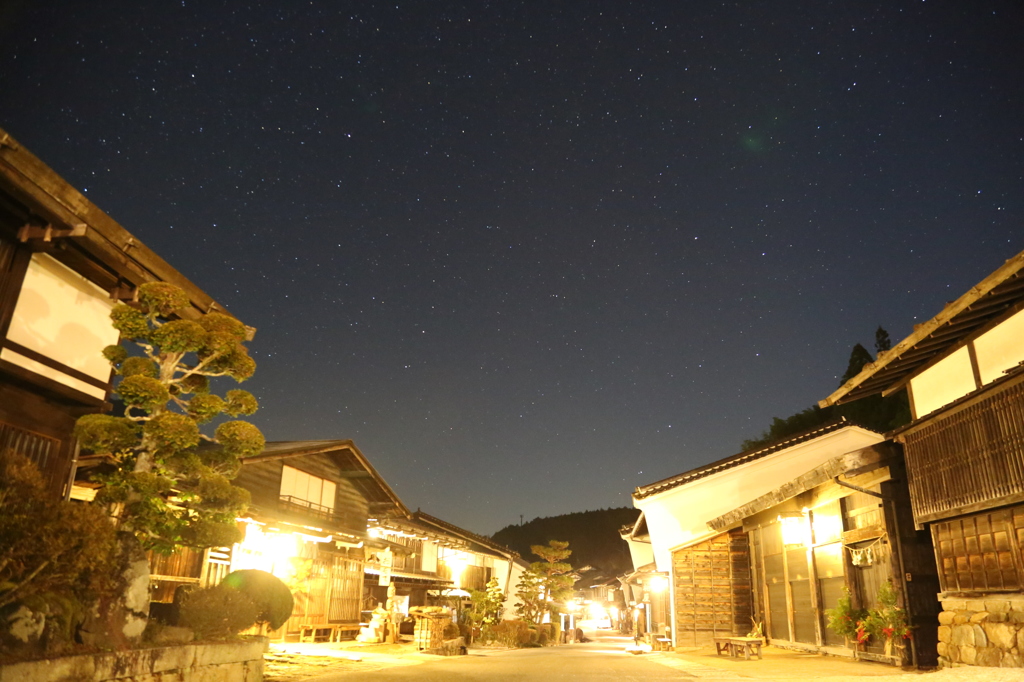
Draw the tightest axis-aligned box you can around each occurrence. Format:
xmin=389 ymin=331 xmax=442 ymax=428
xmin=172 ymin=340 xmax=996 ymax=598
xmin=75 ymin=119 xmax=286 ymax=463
xmin=2 ymin=1 xmax=1022 ymax=535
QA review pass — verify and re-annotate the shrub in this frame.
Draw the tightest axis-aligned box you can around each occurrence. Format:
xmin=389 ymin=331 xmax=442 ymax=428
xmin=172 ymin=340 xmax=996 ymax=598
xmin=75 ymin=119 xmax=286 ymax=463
xmin=482 ymin=619 xmax=531 ymax=648
xmin=179 ymin=586 xmax=258 ymax=640
xmin=220 ymin=570 xmax=293 ymax=630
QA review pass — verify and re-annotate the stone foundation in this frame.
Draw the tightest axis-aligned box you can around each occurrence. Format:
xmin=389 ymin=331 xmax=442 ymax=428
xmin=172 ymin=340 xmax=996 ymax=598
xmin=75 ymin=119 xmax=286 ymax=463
xmin=937 ymin=595 xmax=1024 ymax=668
xmin=0 ymin=638 xmax=266 ymax=682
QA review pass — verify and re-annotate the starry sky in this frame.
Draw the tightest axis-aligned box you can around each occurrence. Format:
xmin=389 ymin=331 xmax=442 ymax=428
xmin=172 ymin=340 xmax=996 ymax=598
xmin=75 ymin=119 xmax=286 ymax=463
xmin=1 ymin=1 xmax=1022 ymax=536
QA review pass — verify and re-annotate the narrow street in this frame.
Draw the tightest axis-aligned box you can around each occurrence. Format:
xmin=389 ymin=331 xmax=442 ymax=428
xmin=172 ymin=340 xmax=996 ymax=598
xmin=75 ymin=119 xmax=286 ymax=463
xmin=305 ymin=633 xmax=683 ymax=681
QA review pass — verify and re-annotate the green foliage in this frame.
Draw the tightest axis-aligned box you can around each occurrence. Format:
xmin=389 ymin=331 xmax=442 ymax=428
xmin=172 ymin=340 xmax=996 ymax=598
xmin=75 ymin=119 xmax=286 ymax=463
xmin=74 ymin=414 xmax=139 ymax=453
xmin=220 ymin=570 xmax=294 ymax=630
xmin=481 ymin=619 xmax=530 ymax=648
xmin=0 ymin=452 xmax=118 ymax=611
xmin=515 ymin=540 xmax=575 ymax=625
xmin=859 ymin=580 xmax=910 ymax=646
xmin=514 ymin=569 xmax=544 ymax=625
xmin=531 ymin=540 xmax=575 ymax=613
xmin=75 ymin=282 xmax=262 ymax=554
xmin=118 ymin=375 xmax=171 ymax=410
xmin=120 ymin=356 xmax=158 ymax=378
xmin=825 ymin=586 xmax=865 ymax=640
xmin=215 ymin=421 xmax=265 ymax=458
xmin=469 ymin=577 xmax=505 ymax=627
xmin=178 ymin=585 xmax=258 ymax=640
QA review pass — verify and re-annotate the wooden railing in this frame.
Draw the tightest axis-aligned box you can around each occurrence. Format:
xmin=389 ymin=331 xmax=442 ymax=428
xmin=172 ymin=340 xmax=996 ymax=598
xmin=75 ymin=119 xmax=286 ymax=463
xmin=903 ymin=379 xmax=1024 ymax=524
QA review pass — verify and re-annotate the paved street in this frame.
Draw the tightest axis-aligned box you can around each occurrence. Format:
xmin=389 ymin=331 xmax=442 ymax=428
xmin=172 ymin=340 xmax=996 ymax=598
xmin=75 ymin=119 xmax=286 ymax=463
xmin=307 ymin=635 xmax=683 ymax=681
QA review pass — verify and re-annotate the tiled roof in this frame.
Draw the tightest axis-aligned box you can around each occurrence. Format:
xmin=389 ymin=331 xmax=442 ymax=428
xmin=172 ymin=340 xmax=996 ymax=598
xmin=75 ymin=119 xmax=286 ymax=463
xmin=632 ymin=419 xmax=853 ymax=500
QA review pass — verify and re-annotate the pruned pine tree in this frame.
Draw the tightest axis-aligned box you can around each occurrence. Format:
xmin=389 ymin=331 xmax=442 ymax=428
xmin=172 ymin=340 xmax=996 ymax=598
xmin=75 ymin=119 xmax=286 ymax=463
xmin=531 ymin=540 xmax=574 ymax=619
xmin=74 ymin=282 xmax=263 ymax=554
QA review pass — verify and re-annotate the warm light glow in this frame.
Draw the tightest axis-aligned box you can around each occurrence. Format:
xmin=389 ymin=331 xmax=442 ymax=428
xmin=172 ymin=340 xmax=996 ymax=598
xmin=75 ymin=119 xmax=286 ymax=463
xmin=779 ymin=511 xmax=810 ymax=547
xmin=587 ymin=602 xmax=608 ymax=620
xmin=443 ymin=551 xmax=470 ymax=588
xmin=648 ymin=575 xmax=668 ymax=593
xmin=565 ymin=601 xmax=580 ymax=612
xmin=233 ymin=523 xmax=300 ymax=581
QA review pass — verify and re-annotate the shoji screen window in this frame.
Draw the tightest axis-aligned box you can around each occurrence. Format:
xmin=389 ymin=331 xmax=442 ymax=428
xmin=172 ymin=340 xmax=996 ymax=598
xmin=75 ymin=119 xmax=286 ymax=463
xmin=280 ymin=465 xmax=336 ymax=513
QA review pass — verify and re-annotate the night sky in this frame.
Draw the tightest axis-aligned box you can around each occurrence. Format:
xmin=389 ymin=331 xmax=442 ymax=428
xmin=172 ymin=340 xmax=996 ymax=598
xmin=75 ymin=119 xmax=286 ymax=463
xmin=1 ymin=1 xmax=1022 ymax=536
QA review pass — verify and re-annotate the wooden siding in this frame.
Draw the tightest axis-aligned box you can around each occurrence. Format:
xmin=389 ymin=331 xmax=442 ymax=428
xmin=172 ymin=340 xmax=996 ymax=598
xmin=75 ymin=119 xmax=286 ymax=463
xmin=902 ymin=379 xmax=1024 ymax=525
xmin=233 ymin=456 xmax=370 ymax=534
xmin=671 ymin=529 xmax=751 ymax=647
xmin=931 ymin=504 xmax=1024 ymax=594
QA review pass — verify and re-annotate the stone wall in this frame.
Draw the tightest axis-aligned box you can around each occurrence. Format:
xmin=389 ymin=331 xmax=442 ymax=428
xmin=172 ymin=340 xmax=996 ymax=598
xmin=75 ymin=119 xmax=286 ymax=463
xmin=937 ymin=595 xmax=1024 ymax=668
xmin=0 ymin=638 xmax=265 ymax=682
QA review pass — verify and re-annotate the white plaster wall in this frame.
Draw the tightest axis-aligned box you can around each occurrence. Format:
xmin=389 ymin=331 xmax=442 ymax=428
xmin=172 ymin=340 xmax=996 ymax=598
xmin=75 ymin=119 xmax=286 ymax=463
xmin=2 ymin=253 xmax=118 ymax=399
xmin=624 ymin=536 xmax=654 ymax=571
xmin=974 ymin=307 xmax=1024 ymax=385
xmin=634 ymin=426 xmax=884 ymax=572
xmin=503 ymin=561 xmax=530 ymax=619
xmin=909 ymin=345 xmax=976 ymax=418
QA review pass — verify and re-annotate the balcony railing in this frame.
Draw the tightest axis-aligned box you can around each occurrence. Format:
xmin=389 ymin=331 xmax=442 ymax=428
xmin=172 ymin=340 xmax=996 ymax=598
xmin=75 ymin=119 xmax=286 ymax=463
xmin=903 ymin=378 xmax=1024 ymax=524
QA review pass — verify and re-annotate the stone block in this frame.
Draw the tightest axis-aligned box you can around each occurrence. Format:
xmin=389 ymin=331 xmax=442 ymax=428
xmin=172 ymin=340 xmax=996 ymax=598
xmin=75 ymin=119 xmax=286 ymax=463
xmin=977 ymin=647 xmax=1003 ymax=667
xmin=969 ymin=611 xmax=991 ymax=624
xmin=1002 ymin=652 xmax=1024 ymax=668
xmin=967 ymin=600 xmax=988 ymax=612
xmin=943 ymin=599 xmax=967 ymax=612
xmin=951 ymin=625 xmax=975 ymax=647
xmin=938 ymin=625 xmax=952 ymax=643
xmin=975 ymin=624 xmax=988 ymax=647
xmin=961 ymin=645 xmax=977 ymax=665
xmin=953 ymin=610 xmax=972 ymax=624
xmin=984 ymin=622 xmax=1018 ymax=650
xmin=937 ymin=642 xmax=948 ymax=657
xmin=1017 ymin=627 xmax=1024 ymax=652
xmin=986 ymin=600 xmax=1011 ymax=614
xmin=947 ymin=644 xmax=960 ymax=663
xmin=1010 ymin=612 xmax=1024 ymax=624
xmin=938 ymin=611 xmax=955 ymax=625
xmin=989 ymin=613 xmax=1009 ymax=623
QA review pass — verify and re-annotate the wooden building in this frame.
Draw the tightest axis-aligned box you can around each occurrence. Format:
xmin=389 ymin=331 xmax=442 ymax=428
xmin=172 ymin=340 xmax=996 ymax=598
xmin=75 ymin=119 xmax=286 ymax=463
xmin=149 ymin=440 xmax=410 ymax=641
xmin=0 ymin=126 xmax=235 ymax=498
xmin=820 ymin=248 xmax=1024 ymax=669
xmin=366 ymin=511 xmax=520 ymax=615
xmin=632 ymin=420 xmax=885 ymax=649
xmin=708 ymin=442 xmax=939 ymax=667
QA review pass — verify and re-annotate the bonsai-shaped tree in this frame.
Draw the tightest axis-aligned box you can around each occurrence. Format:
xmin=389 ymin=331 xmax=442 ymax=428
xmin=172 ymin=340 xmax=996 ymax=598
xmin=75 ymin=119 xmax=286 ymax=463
xmin=221 ymin=569 xmax=294 ymax=631
xmin=470 ymin=576 xmax=505 ymax=629
xmin=531 ymin=540 xmax=575 ymax=620
xmin=74 ymin=282 xmax=263 ymax=553
xmin=514 ymin=569 xmax=544 ymax=625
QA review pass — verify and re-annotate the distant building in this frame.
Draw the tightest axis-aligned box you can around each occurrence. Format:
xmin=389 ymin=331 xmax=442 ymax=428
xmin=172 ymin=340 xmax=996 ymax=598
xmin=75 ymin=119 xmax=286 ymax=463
xmin=820 ymin=248 xmax=1024 ymax=669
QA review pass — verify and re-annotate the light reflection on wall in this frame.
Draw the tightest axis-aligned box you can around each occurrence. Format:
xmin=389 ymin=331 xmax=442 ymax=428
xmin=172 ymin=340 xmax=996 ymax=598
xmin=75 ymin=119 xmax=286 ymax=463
xmin=232 ymin=522 xmax=300 ymax=582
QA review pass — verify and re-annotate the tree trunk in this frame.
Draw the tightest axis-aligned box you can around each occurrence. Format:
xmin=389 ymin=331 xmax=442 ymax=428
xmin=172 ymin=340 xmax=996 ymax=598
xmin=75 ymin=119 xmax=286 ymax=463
xmin=78 ymin=532 xmax=149 ymax=648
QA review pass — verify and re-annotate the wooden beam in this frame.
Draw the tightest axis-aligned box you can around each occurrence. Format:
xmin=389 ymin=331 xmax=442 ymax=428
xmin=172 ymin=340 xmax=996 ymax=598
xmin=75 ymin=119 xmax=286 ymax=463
xmin=820 ymin=249 xmax=1024 ymax=408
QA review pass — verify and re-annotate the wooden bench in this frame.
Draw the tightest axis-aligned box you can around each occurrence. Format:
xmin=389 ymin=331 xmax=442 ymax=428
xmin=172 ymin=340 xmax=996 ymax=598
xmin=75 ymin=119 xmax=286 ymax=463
xmin=713 ymin=636 xmax=763 ymax=660
xmin=298 ymin=623 xmax=363 ymax=643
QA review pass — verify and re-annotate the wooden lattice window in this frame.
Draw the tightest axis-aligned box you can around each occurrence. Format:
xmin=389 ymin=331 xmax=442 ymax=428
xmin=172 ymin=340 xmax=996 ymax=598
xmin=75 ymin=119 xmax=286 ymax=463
xmin=932 ymin=506 xmax=1024 ymax=594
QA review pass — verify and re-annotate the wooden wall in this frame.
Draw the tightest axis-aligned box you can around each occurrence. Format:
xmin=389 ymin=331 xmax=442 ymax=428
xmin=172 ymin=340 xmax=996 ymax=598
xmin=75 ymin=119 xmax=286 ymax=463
xmin=671 ymin=529 xmax=751 ymax=647
xmin=902 ymin=377 xmax=1024 ymax=525
xmin=233 ymin=454 xmax=370 ymax=535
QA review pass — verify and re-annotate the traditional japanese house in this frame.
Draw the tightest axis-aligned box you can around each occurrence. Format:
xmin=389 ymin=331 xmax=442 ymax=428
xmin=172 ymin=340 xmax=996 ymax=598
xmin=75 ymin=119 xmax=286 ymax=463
xmin=365 ymin=510 xmax=520 ymax=616
xmin=632 ymin=420 xmax=884 ymax=648
xmin=819 ymin=248 xmax=1024 ymax=669
xmin=0 ymin=126 xmax=236 ymax=499
xmin=708 ymin=441 xmax=939 ymax=666
xmin=148 ymin=440 xmax=410 ymax=641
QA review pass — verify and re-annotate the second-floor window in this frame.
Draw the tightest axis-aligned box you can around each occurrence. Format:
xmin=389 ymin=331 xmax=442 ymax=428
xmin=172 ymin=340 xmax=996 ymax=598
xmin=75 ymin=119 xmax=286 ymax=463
xmin=280 ymin=465 xmax=336 ymax=512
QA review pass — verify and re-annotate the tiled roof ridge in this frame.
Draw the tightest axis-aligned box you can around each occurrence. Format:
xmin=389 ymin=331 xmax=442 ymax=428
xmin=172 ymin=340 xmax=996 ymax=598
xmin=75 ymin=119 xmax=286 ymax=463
xmin=633 ymin=418 xmax=853 ymax=500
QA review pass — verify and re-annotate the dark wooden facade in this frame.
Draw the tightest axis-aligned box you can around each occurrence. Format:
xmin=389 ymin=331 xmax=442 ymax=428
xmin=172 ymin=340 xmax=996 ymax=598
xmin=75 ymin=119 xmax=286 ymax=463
xmin=901 ymin=375 xmax=1024 ymax=529
xmin=671 ymin=529 xmax=752 ymax=647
